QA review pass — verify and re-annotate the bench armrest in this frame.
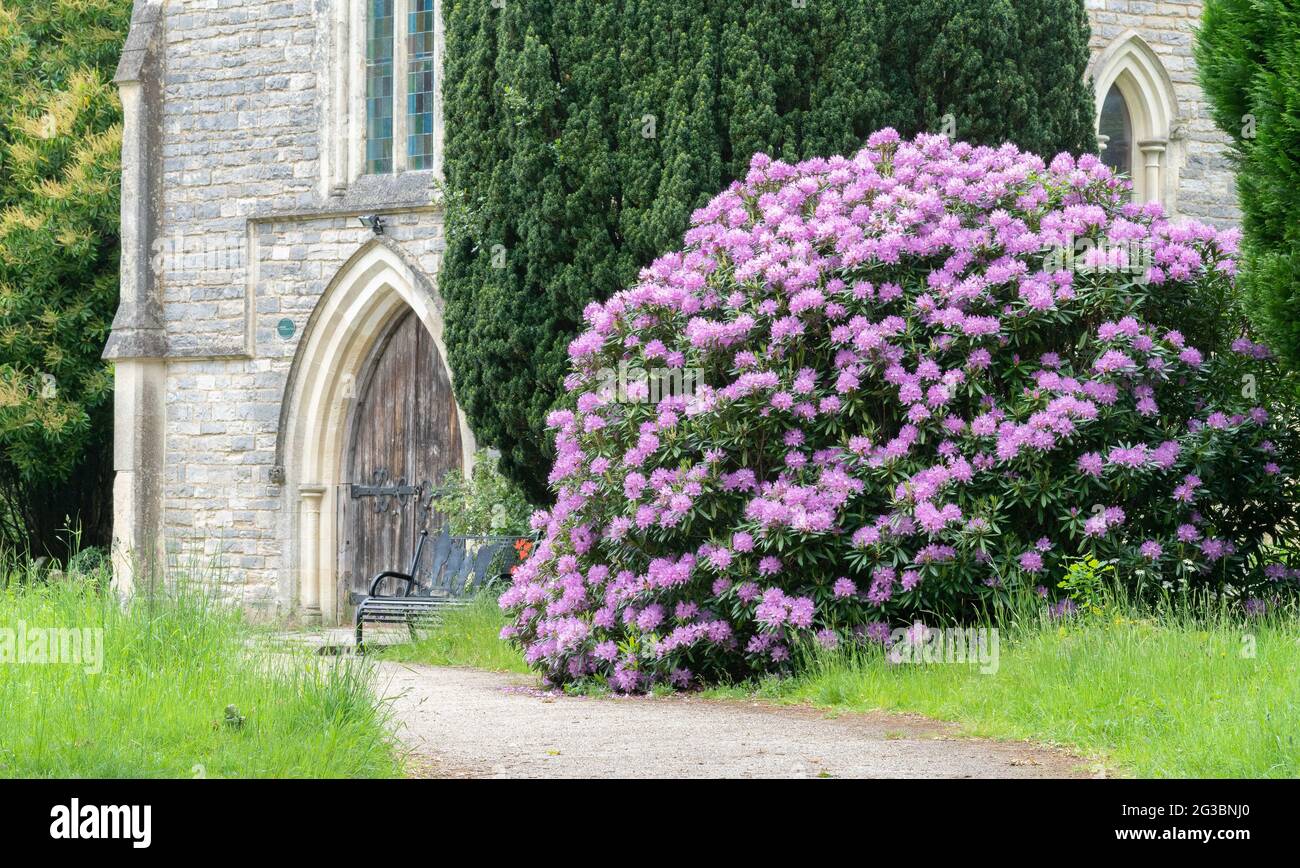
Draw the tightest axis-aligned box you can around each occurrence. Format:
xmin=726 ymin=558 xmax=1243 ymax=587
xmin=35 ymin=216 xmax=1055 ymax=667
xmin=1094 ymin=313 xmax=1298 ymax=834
xmin=368 ymin=570 xmax=416 ymax=597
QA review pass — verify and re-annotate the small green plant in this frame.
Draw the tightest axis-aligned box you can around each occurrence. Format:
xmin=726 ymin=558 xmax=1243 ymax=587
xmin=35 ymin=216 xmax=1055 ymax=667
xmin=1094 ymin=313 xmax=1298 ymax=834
xmin=1057 ymin=555 xmax=1117 ymax=617
xmin=222 ymin=705 xmax=246 ymax=730
xmin=66 ymin=545 xmax=108 ymax=576
xmin=429 ymin=450 xmax=536 ymax=536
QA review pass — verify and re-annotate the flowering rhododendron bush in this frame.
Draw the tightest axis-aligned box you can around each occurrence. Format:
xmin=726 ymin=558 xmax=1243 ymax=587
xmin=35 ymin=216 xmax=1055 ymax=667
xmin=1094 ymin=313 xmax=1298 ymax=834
xmin=500 ymin=130 xmax=1300 ymax=690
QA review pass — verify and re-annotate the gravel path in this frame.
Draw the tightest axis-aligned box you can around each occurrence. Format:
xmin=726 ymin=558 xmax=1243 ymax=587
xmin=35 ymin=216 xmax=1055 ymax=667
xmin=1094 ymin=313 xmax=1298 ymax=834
xmin=377 ymin=662 xmax=1092 ymax=779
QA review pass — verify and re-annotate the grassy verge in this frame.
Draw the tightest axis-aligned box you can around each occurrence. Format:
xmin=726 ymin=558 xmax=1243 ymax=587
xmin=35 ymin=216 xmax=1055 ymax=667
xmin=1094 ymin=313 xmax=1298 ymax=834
xmin=705 ymin=598 xmax=1300 ymax=778
xmin=380 ymin=594 xmax=530 ymax=673
xmin=0 ymin=580 xmax=400 ymax=778
xmin=391 ymin=586 xmax=1300 ymax=777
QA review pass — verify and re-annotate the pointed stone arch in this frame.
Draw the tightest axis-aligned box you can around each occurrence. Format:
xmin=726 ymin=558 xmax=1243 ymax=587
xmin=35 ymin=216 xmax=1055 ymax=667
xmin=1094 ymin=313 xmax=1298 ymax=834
xmin=276 ymin=237 xmax=475 ymax=623
xmin=1088 ymin=30 xmax=1184 ymax=208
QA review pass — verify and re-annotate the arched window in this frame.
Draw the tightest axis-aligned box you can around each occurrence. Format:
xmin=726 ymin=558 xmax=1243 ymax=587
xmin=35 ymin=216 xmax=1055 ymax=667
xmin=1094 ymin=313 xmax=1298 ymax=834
xmin=1098 ymin=84 xmax=1132 ymax=178
xmin=364 ymin=0 xmax=436 ymax=174
xmin=1088 ymin=31 xmax=1181 ymax=207
xmin=324 ymin=0 xmax=442 ymax=193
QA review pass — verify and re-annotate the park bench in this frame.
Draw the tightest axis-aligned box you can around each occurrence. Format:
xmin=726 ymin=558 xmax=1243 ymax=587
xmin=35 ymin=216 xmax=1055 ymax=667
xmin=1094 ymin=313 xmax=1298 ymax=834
xmin=352 ymin=526 xmax=521 ymax=651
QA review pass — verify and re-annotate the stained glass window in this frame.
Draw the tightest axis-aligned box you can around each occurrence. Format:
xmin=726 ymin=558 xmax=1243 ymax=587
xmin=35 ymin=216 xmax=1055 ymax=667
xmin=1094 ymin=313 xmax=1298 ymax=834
xmin=365 ymin=0 xmax=395 ymax=174
xmin=407 ymin=0 xmax=436 ymax=170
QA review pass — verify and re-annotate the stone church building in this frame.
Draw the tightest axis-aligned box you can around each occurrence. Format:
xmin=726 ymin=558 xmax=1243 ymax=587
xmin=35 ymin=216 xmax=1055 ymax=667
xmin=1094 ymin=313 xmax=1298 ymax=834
xmin=106 ymin=0 xmax=1240 ymax=623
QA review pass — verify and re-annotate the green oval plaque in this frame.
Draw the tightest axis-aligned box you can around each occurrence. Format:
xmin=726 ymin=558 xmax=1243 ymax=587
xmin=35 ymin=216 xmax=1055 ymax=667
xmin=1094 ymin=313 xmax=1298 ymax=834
xmin=277 ymin=318 xmax=296 ymax=340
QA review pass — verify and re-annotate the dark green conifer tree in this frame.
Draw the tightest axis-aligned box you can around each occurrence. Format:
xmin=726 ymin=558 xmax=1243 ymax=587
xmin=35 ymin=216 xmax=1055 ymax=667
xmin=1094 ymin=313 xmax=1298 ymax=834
xmin=1197 ymin=0 xmax=1300 ymax=371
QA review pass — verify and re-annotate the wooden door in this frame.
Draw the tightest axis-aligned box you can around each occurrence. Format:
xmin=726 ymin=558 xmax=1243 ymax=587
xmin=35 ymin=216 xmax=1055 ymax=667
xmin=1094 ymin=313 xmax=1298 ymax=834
xmin=340 ymin=310 xmax=462 ymax=610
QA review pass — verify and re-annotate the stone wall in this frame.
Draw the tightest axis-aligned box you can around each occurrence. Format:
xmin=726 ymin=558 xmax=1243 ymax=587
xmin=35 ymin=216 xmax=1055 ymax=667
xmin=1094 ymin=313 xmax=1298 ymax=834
xmin=147 ymin=0 xmax=443 ymax=617
xmin=160 ymin=218 xmax=444 ymax=618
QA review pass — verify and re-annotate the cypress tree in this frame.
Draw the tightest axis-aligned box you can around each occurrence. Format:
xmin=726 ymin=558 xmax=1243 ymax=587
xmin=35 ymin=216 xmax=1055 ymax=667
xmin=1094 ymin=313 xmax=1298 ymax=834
xmin=1196 ymin=0 xmax=1300 ymax=371
xmin=881 ymin=0 xmax=1096 ymax=155
xmin=441 ymin=0 xmax=1099 ymax=499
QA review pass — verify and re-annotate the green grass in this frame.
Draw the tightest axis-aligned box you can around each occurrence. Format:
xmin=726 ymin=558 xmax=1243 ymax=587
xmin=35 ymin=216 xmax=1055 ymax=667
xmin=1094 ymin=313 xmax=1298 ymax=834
xmin=704 ymin=596 xmax=1300 ymax=778
xmin=380 ymin=593 xmax=531 ymax=673
xmin=0 ymin=579 xmax=401 ymax=778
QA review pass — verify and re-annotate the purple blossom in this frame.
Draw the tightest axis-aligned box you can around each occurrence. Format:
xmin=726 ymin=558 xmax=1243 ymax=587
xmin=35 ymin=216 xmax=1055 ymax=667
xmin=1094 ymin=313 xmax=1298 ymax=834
xmin=814 ymin=629 xmax=839 ymax=650
xmin=501 ymin=129 xmax=1288 ymax=692
xmin=1077 ymin=452 xmax=1104 ymax=477
xmin=1018 ymin=551 xmax=1044 ymax=573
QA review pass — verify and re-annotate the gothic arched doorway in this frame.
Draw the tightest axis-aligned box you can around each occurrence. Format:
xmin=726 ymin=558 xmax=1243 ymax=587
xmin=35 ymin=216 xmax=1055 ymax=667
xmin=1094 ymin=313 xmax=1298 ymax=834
xmin=340 ymin=308 xmax=463 ymax=610
xmin=277 ymin=240 xmax=476 ymax=625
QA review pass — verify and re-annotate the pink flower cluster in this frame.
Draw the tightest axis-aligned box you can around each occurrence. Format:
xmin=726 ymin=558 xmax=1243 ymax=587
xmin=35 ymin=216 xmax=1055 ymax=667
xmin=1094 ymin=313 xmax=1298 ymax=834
xmin=501 ymin=130 xmax=1295 ymax=690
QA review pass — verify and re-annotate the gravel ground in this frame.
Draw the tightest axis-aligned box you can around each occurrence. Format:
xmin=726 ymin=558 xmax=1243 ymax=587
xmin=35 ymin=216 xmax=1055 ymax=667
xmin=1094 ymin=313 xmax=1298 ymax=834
xmin=377 ymin=662 xmax=1094 ymax=779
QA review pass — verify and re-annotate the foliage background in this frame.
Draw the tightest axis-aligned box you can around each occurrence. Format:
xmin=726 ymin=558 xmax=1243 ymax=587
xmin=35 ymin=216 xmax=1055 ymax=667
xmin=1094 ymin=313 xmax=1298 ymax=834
xmin=0 ymin=0 xmax=129 ymax=556
xmin=439 ymin=0 xmax=1098 ymax=502
xmin=429 ymin=449 xmax=536 ymax=536
xmin=1196 ymin=0 xmax=1300 ymax=374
